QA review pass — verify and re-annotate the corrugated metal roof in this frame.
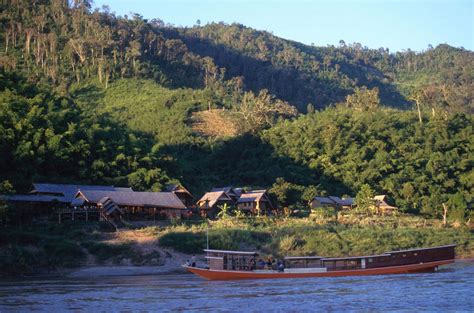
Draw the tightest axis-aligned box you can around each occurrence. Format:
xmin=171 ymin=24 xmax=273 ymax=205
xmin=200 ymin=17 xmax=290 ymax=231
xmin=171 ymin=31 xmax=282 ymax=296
xmin=329 ymin=196 xmax=354 ymax=206
xmin=77 ymin=190 xmax=186 ymax=209
xmin=313 ymin=197 xmax=335 ymax=205
xmin=385 ymin=244 xmax=457 ymax=254
xmin=205 ymin=249 xmax=258 ymax=255
xmin=211 ymin=186 xmax=243 ymax=198
xmin=211 ymin=186 xmax=234 ymax=193
xmin=313 ymin=196 xmax=354 ymax=206
xmin=71 ymin=197 xmax=85 ymax=206
xmin=3 ymin=194 xmax=70 ymax=203
xmin=31 ymin=183 xmax=133 ymax=202
xmin=340 ymin=198 xmax=354 ymax=206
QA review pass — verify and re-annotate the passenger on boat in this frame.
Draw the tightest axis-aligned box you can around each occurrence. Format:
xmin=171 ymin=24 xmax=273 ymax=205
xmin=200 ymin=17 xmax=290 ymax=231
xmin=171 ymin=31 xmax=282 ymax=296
xmin=266 ymin=257 xmax=272 ymax=269
xmin=278 ymin=261 xmax=284 ymax=272
xmin=258 ymin=259 xmax=266 ymax=269
xmin=191 ymin=255 xmax=196 ymax=267
xmin=249 ymin=258 xmax=256 ymax=270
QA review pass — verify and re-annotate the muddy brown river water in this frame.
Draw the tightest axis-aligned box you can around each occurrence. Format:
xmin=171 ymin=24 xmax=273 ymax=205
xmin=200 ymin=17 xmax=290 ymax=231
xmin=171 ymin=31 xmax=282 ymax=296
xmin=0 ymin=261 xmax=472 ymax=312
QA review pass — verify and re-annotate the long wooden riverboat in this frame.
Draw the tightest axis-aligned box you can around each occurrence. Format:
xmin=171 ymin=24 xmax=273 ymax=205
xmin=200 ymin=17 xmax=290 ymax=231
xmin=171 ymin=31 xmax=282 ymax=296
xmin=183 ymin=244 xmax=456 ymax=280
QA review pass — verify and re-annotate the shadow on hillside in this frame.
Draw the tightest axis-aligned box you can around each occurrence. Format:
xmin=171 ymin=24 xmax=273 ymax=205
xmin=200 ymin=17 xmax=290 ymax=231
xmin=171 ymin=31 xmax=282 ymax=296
xmin=162 ymin=30 xmax=409 ymax=110
xmin=157 ymin=134 xmax=352 ymax=197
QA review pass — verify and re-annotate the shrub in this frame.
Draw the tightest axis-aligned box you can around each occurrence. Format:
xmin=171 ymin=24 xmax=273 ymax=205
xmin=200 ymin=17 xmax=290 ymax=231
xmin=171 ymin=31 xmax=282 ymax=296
xmin=43 ymin=239 xmax=86 ymax=267
xmin=159 ymin=232 xmax=205 ymax=254
xmin=0 ymin=245 xmax=39 ymax=276
xmin=82 ymin=241 xmax=135 ymax=263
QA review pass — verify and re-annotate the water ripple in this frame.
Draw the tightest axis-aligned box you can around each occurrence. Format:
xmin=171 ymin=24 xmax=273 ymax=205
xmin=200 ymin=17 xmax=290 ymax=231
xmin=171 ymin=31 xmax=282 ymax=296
xmin=0 ymin=261 xmax=472 ymax=312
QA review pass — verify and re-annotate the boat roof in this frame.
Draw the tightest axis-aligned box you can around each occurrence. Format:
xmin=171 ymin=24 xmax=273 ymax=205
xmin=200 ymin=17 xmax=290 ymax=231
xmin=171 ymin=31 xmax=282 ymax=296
xmin=204 ymin=249 xmax=258 ymax=255
xmin=322 ymin=254 xmax=390 ymax=261
xmin=284 ymin=256 xmax=323 ymax=260
xmin=385 ymin=244 xmax=457 ymax=254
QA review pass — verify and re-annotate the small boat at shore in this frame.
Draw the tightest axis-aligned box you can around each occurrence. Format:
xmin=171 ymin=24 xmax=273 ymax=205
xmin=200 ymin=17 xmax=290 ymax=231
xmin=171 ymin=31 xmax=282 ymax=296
xmin=183 ymin=244 xmax=456 ymax=280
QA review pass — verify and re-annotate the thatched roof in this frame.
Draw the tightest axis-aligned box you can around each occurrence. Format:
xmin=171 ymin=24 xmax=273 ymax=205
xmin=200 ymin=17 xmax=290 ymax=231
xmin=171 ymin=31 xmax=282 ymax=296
xmin=165 ymin=184 xmax=193 ymax=197
xmin=76 ymin=190 xmax=186 ymax=209
xmin=374 ymin=195 xmax=397 ymax=209
xmin=197 ymin=191 xmax=232 ymax=208
xmin=237 ymin=190 xmax=269 ymax=203
xmin=237 ymin=190 xmax=274 ymax=209
xmin=374 ymin=195 xmax=388 ymax=201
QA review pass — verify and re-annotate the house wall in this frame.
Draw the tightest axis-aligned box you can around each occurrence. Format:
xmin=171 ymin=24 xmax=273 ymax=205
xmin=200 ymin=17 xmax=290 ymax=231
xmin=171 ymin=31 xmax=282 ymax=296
xmin=237 ymin=201 xmax=270 ymax=215
xmin=119 ymin=205 xmax=183 ymax=220
xmin=199 ymin=200 xmax=233 ymax=219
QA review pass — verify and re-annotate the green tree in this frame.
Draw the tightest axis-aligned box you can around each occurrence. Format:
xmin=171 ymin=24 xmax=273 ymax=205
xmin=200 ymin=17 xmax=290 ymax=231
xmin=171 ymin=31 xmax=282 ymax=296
xmin=355 ymin=184 xmax=376 ymax=215
xmin=0 ymin=180 xmax=15 ymax=225
xmin=217 ymin=203 xmax=232 ymax=220
xmin=345 ymin=86 xmax=380 ymax=111
xmin=447 ymin=193 xmax=467 ymax=223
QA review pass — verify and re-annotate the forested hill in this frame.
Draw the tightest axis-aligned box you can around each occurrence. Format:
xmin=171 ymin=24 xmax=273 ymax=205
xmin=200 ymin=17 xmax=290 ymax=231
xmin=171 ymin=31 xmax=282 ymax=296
xmin=173 ymin=24 xmax=473 ymax=111
xmin=1 ymin=1 xmax=472 ymax=112
xmin=0 ymin=1 xmax=473 ymax=220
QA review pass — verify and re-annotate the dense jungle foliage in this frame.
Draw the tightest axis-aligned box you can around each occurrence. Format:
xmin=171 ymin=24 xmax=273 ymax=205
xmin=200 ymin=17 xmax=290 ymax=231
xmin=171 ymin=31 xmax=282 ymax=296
xmin=0 ymin=0 xmax=473 ymax=222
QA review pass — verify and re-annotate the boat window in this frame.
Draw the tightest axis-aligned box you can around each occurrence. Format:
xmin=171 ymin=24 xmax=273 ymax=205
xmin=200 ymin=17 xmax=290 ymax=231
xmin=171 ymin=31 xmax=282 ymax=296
xmin=368 ymin=258 xmax=373 ymax=262
xmin=402 ymin=254 xmax=406 ymax=257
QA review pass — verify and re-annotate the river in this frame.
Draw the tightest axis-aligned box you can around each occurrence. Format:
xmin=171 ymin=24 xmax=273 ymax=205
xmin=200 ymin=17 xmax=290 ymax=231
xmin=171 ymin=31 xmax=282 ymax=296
xmin=0 ymin=261 xmax=472 ymax=312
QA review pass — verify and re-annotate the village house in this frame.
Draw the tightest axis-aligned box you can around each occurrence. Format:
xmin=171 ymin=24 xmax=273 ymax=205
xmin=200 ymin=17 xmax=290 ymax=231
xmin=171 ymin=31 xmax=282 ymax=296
xmin=236 ymin=190 xmax=274 ymax=215
xmin=311 ymin=194 xmax=398 ymax=215
xmin=311 ymin=196 xmax=354 ymax=211
xmin=373 ymin=195 xmax=398 ymax=215
xmin=211 ymin=186 xmax=244 ymax=202
xmin=1 ymin=183 xmax=133 ymax=222
xmin=196 ymin=191 xmax=234 ymax=218
xmin=165 ymin=184 xmax=195 ymax=208
xmin=73 ymin=190 xmax=187 ymax=221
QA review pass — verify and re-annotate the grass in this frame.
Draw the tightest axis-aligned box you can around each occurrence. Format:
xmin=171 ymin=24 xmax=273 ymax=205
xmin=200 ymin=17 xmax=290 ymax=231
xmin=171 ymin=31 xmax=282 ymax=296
xmin=156 ymin=214 xmax=473 ymax=258
xmin=0 ymin=222 xmax=146 ymax=275
xmin=0 ymin=214 xmax=471 ymax=277
xmin=70 ymin=79 xmax=208 ymax=145
xmin=81 ymin=241 xmax=135 ymax=264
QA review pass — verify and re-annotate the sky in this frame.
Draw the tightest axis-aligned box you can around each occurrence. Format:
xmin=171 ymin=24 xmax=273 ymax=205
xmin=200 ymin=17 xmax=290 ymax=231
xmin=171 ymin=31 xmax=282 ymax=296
xmin=93 ymin=0 xmax=474 ymax=52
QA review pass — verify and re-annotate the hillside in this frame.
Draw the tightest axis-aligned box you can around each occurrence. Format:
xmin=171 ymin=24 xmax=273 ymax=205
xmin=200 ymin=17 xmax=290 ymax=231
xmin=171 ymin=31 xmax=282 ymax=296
xmin=0 ymin=0 xmax=472 ymax=222
xmin=1 ymin=1 xmax=472 ymax=112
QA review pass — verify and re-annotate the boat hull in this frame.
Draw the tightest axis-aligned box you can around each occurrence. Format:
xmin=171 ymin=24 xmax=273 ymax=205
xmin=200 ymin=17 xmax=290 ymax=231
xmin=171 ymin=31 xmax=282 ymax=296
xmin=184 ymin=259 xmax=454 ymax=280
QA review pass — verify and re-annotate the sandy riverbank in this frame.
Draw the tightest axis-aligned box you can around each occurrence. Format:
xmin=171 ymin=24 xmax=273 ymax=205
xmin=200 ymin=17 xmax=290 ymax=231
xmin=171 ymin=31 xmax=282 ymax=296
xmin=66 ymin=265 xmax=189 ymax=277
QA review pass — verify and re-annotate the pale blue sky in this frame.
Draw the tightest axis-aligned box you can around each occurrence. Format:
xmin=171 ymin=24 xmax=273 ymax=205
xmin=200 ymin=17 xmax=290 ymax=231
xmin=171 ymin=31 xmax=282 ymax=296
xmin=93 ymin=0 xmax=474 ymax=52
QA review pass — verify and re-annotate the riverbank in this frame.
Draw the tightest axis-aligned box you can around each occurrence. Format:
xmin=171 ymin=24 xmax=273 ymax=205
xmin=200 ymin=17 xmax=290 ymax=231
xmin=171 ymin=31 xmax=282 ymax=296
xmin=1 ymin=214 xmax=472 ymax=278
xmin=64 ymin=258 xmax=474 ymax=278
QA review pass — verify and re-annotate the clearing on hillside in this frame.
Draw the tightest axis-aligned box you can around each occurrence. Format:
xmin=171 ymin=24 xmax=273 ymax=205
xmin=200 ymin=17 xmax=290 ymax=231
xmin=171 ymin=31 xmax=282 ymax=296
xmin=190 ymin=109 xmax=239 ymax=138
